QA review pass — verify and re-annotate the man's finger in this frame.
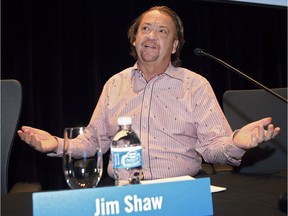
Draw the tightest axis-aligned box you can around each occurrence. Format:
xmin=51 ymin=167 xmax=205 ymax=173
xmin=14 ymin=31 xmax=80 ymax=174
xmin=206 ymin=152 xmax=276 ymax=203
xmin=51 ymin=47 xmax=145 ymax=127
xmin=251 ymin=133 xmax=258 ymax=148
xmin=272 ymin=127 xmax=281 ymax=138
xmin=258 ymin=126 xmax=264 ymax=142
xmin=264 ymin=125 xmax=274 ymax=141
xmin=258 ymin=117 xmax=272 ymax=127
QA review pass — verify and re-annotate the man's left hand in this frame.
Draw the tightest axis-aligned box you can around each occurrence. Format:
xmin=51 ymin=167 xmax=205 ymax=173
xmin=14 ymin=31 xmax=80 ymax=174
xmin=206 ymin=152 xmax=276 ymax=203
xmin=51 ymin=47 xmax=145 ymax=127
xmin=233 ymin=117 xmax=280 ymax=150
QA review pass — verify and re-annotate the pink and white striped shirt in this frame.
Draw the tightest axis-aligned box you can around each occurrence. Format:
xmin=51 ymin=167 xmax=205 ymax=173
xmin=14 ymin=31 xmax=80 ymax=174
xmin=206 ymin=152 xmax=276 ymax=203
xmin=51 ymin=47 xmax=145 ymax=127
xmin=56 ymin=63 xmax=245 ymax=180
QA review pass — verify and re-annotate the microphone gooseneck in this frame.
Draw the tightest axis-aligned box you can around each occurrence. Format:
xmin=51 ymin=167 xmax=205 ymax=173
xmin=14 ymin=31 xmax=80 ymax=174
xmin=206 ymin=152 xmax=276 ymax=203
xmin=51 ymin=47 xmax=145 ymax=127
xmin=194 ymin=48 xmax=287 ymax=103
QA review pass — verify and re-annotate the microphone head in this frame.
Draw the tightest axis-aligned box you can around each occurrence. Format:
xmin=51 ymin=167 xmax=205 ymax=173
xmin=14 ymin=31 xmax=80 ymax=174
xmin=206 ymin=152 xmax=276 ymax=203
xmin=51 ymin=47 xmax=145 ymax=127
xmin=194 ymin=48 xmax=204 ymax=56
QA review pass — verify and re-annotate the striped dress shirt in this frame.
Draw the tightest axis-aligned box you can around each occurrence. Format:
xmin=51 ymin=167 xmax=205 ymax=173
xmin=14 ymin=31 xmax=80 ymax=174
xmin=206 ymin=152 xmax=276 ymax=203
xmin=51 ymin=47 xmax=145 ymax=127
xmin=55 ymin=63 xmax=245 ymax=180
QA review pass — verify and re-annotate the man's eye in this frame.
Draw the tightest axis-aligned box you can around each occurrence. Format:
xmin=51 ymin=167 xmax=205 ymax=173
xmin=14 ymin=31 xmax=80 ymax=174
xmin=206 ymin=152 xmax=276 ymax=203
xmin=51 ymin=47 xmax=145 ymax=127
xmin=142 ymin=26 xmax=150 ymax=31
xmin=159 ymin=29 xmax=168 ymax=34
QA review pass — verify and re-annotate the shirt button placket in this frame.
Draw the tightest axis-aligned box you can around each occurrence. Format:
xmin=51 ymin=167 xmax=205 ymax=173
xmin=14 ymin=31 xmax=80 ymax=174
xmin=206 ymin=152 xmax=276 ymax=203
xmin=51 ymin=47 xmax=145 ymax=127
xmin=141 ymin=81 xmax=154 ymax=179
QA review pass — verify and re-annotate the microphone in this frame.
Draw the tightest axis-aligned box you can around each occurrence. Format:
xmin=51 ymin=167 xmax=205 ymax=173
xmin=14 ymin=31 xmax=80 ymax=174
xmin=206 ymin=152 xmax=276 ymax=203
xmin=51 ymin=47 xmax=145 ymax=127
xmin=194 ymin=48 xmax=287 ymax=103
xmin=194 ymin=48 xmax=204 ymax=56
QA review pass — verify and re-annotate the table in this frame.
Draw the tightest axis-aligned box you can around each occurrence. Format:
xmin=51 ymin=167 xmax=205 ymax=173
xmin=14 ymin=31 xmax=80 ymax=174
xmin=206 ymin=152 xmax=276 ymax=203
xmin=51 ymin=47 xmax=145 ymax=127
xmin=1 ymin=170 xmax=286 ymax=216
xmin=207 ymin=170 xmax=287 ymax=215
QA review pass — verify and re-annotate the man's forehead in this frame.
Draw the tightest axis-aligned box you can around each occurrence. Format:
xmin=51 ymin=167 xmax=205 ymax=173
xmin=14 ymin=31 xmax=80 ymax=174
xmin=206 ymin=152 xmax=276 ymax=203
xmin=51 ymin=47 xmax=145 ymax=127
xmin=140 ymin=10 xmax=174 ymax=26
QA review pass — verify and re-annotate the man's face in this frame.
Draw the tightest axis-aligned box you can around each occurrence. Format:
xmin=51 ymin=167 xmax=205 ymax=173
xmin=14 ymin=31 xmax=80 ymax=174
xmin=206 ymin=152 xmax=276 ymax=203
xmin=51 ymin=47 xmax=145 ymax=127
xmin=133 ymin=10 xmax=179 ymax=65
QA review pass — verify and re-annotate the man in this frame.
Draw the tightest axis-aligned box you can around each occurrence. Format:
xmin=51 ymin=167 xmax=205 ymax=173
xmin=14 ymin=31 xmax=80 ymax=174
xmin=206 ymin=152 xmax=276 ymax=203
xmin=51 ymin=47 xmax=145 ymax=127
xmin=18 ymin=6 xmax=280 ymax=180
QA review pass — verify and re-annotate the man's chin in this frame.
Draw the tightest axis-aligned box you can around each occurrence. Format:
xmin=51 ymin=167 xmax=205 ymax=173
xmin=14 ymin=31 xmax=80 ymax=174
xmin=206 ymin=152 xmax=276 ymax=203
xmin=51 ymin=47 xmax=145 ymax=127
xmin=140 ymin=54 xmax=159 ymax=62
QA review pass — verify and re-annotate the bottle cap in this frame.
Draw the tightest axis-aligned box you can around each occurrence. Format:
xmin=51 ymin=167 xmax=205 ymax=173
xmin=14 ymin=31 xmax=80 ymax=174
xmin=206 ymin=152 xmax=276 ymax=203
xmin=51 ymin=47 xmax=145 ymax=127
xmin=117 ymin=116 xmax=132 ymax=125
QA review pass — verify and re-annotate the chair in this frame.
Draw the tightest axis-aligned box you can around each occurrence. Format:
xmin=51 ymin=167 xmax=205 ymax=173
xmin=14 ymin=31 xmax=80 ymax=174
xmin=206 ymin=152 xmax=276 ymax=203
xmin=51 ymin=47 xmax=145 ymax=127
xmin=1 ymin=79 xmax=41 ymax=194
xmin=223 ymin=88 xmax=287 ymax=173
xmin=1 ymin=79 xmax=23 ymax=194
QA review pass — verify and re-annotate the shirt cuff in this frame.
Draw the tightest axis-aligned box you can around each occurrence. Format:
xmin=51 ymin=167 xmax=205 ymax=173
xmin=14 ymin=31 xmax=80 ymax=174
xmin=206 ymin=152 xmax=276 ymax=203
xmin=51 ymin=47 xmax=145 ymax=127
xmin=47 ymin=137 xmax=64 ymax=157
xmin=225 ymin=130 xmax=246 ymax=161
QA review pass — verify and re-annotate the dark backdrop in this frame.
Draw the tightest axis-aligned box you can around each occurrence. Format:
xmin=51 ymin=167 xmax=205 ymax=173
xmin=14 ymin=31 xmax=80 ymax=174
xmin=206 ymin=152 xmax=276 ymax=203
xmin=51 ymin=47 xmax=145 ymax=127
xmin=2 ymin=0 xmax=287 ymax=190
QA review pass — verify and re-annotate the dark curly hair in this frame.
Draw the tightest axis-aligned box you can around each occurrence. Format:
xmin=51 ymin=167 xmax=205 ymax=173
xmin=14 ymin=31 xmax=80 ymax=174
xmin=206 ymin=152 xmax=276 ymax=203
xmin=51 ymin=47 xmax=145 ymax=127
xmin=128 ymin=6 xmax=185 ymax=67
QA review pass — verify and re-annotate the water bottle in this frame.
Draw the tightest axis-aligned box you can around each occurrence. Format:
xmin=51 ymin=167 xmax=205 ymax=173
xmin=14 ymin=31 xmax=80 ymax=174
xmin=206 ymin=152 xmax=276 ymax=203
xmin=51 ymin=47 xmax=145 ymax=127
xmin=111 ymin=116 xmax=143 ymax=186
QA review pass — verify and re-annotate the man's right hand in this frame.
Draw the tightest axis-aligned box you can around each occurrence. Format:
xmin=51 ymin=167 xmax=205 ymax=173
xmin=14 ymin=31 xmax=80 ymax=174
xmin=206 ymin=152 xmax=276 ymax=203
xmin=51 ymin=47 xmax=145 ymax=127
xmin=17 ymin=126 xmax=59 ymax=153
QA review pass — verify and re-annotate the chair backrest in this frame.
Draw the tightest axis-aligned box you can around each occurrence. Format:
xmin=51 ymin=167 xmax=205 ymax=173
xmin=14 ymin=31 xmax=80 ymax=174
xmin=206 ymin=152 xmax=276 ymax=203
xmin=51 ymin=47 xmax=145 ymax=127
xmin=223 ymin=88 xmax=287 ymax=173
xmin=1 ymin=79 xmax=22 ymax=194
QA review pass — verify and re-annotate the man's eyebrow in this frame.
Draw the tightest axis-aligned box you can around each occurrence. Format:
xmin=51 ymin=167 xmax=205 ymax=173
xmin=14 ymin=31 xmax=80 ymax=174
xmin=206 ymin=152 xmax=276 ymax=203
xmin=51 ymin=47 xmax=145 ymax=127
xmin=141 ymin=22 xmax=152 ymax=26
xmin=158 ymin=25 xmax=169 ymax=28
xmin=141 ymin=22 xmax=168 ymax=28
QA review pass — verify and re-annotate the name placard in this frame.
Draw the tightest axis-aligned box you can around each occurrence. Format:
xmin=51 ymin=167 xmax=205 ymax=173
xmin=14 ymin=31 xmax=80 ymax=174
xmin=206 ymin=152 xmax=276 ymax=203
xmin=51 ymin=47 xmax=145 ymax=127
xmin=33 ymin=177 xmax=213 ymax=216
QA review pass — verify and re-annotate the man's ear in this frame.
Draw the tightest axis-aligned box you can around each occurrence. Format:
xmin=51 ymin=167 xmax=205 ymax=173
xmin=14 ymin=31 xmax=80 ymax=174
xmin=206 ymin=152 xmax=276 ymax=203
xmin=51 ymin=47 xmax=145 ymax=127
xmin=172 ymin=39 xmax=179 ymax=54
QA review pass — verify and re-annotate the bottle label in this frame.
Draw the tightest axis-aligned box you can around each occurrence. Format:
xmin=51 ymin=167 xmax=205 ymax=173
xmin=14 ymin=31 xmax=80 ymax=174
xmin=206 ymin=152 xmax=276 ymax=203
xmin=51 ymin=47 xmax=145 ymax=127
xmin=111 ymin=146 xmax=142 ymax=169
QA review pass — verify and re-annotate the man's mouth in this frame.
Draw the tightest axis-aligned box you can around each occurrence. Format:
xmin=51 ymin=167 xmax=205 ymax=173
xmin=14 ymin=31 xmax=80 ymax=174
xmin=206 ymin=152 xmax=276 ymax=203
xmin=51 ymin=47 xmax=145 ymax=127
xmin=145 ymin=44 xmax=154 ymax=48
xmin=143 ymin=43 xmax=157 ymax=49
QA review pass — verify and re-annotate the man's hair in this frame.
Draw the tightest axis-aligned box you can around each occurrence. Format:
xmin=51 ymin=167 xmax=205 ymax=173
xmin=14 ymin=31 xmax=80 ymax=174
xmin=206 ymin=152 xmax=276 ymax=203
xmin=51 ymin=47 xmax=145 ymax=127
xmin=128 ymin=6 xmax=185 ymax=67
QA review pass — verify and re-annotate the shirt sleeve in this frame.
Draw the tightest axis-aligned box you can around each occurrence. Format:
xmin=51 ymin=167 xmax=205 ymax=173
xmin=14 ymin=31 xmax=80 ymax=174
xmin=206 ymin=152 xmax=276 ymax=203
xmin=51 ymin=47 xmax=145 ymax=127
xmin=193 ymin=82 xmax=246 ymax=166
xmin=47 ymin=82 xmax=112 ymax=158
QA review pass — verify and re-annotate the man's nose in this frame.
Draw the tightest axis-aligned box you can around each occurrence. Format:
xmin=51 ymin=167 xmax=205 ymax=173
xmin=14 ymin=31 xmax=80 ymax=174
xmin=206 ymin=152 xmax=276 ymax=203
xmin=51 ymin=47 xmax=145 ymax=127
xmin=147 ymin=29 xmax=157 ymax=39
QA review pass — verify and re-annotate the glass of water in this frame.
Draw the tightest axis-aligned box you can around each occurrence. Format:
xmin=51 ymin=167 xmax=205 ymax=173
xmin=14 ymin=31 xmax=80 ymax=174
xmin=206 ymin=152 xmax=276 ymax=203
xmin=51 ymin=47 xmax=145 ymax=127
xmin=63 ymin=127 xmax=103 ymax=189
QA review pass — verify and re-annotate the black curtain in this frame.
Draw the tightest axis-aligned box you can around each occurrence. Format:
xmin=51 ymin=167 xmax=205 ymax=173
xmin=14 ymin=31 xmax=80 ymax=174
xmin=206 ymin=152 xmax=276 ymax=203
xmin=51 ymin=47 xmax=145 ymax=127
xmin=2 ymin=0 xmax=287 ymax=191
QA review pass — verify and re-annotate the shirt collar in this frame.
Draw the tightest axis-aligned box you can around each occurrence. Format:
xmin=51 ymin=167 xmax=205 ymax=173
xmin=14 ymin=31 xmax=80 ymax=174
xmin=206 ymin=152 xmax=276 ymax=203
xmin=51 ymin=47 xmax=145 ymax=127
xmin=130 ymin=62 xmax=184 ymax=82
xmin=130 ymin=63 xmax=184 ymax=93
xmin=163 ymin=63 xmax=184 ymax=82
xmin=130 ymin=63 xmax=141 ymax=79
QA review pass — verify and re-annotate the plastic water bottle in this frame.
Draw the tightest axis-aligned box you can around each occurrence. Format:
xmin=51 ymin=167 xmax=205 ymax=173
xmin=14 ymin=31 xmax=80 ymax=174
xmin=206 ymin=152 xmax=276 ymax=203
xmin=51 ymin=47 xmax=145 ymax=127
xmin=111 ymin=116 xmax=143 ymax=186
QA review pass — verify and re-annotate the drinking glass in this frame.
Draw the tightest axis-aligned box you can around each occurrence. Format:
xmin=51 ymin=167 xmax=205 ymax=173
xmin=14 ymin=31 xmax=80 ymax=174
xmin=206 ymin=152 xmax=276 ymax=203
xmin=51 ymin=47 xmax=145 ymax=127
xmin=63 ymin=127 xmax=103 ymax=189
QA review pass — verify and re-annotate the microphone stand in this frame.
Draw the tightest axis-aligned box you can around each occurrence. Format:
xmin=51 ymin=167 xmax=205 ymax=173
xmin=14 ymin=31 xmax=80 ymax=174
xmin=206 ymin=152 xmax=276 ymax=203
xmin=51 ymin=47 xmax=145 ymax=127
xmin=195 ymin=48 xmax=288 ymax=213
xmin=194 ymin=48 xmax=287 ymax=104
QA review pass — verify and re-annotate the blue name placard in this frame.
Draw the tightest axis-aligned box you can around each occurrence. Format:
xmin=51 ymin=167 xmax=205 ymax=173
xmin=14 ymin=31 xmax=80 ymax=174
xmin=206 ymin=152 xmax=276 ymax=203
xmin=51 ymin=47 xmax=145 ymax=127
xmin=33 ymin=178 xmax=213 ymax=216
